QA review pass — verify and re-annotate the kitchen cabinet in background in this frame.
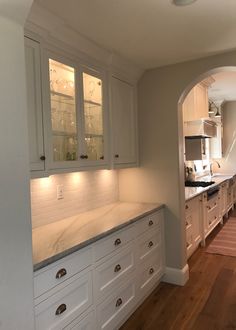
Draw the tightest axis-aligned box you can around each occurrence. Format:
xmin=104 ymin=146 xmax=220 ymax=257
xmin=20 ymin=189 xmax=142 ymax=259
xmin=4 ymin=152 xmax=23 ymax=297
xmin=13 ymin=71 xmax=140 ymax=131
xmin=185 ymin=196 xmax=202 ymax=259
xmin=182 ymin=82 xmax=209 ymax=122
xmin=111 ymin=77 xmax=138 ymax=167
xmin=210 ymin=117 xmax=223 ymax=159
xmin=185 ymin=138 xmax=207 ymax=161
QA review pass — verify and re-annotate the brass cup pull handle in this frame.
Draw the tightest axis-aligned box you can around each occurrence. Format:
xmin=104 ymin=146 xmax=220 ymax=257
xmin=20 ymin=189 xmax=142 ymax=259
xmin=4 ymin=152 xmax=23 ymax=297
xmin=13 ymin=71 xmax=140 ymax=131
xmin=149 ymin=220 xmax=153 ymax=226
xmin=149 ymin=268 xmax=154 ymax=275
xmin=114 ymin=238 xmax=121 ymax=246
xmin=56 ymin=268 xmax=67 ymax=279
xmin=148 ymin=241 xmax=154 ymax=248
xmin=114 ymin=264 xmax=121 ymax=273
xmin=116 ymin=298 xmax=123 ymax=307
xmin=55 ymin=303 xmax=67 ymax=315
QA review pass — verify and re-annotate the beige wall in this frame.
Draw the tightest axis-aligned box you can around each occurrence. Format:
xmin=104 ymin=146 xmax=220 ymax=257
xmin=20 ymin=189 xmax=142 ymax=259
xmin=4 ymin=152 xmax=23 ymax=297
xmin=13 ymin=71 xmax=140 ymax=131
xmin=0 ymin=1 xmax=35 ymax=328
xmin=221 ymin=101 xmax=236 ymax=172
xmin=119 ymin=51 xmax=236 ymax=269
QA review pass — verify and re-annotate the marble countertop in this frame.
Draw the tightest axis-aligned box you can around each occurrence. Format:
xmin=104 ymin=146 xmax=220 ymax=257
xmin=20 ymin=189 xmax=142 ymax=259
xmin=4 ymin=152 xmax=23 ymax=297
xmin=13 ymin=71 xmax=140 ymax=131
xmin=185 ymin=174 xmax=235 ymax=201
xmin=32 ymin=201 xmax=164 ymax=271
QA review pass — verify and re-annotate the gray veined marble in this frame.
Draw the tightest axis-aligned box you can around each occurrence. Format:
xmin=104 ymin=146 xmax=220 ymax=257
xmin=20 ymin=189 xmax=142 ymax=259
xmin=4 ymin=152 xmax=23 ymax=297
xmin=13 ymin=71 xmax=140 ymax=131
xmin=33 ymin=201 xmax=164 ymax=271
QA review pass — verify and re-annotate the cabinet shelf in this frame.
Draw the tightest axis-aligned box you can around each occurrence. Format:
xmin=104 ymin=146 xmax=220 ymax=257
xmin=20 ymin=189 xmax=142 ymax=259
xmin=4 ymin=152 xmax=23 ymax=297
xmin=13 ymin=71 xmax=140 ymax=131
xmin=50 ymin=90 xmax=75 ymax=101
xmin=52 ymin=130 xmax=77 ymax=137
xmin=85 ymin=133 xmax=103 ymax=138
xmin=84 ymin=100 xmax=102 ymax=107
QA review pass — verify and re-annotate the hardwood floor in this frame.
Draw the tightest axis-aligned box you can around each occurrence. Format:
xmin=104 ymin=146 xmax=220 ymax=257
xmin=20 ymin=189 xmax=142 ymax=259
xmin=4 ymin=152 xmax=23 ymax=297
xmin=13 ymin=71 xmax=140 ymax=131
xmin=120 ymin=212 xmax=236 ymax=330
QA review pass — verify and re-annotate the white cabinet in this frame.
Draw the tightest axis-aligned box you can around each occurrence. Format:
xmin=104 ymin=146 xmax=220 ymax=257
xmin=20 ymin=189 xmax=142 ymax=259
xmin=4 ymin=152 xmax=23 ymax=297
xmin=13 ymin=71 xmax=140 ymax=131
xmin=185 ymin=196 xmax=202 ymax=258
xmin=111 ymin=77 xmax=138 ymax=167
xmin=182 ymin=83 xmax=209 ymax=122
xmin=25 ymin=37 xmax=45 ymax=171
xmin=33 ymin=209 xmax=165 ymax=330
xmin=25 ymin=37 xmax=139 ymax=176
xmin=210 ymin=117 xmax=222 ymax=159
xmin=43 ymin=53 xmax=109 ymax=171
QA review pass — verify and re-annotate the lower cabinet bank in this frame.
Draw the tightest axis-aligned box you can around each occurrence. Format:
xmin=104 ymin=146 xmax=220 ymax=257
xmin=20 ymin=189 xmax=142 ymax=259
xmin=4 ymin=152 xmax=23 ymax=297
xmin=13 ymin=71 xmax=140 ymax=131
xmin=34 ymin=209 xmax=165 ymax=330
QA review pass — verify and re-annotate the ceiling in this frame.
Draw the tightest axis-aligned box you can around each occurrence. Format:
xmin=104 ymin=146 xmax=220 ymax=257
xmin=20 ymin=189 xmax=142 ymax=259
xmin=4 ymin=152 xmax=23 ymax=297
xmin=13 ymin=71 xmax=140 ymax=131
xmin=35 ymin=0 xmax=236 ymax=69
xmin=208 ymin=71 xmax=236 ymax=103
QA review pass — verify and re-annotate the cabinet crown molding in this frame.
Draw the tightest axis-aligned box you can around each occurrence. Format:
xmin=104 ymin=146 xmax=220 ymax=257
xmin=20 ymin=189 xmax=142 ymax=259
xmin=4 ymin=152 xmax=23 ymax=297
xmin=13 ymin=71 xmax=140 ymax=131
xmin=25 ymin=2 xmax=143 ymax=82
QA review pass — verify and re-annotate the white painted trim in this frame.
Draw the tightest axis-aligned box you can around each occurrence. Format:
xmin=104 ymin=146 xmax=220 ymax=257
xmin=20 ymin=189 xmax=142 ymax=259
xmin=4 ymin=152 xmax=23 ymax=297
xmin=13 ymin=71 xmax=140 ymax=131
xmin=163 ymin=264 xmax=189 ymax=286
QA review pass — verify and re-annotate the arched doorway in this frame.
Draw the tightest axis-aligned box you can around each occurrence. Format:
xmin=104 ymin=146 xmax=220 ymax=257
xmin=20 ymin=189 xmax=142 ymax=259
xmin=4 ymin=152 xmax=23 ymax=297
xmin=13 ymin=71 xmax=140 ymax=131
xmin=178 ymin=66 xmax=236 ymax=276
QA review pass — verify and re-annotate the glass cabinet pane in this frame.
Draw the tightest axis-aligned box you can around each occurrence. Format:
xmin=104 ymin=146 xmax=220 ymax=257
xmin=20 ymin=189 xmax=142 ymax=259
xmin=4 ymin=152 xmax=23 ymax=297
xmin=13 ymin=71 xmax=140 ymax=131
xmin=83 ymin=72 xmax=104 ymax=160
xmin=49 ymin=59 xmax=78 ymax=161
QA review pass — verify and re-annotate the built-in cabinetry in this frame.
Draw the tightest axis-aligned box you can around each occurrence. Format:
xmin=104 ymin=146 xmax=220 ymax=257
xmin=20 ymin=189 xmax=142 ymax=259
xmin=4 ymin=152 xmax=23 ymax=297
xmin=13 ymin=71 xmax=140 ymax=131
xmin=209 ymin=117 xmax=223 ymax=159
xmin=25 ymin=36 xmax=138 ymax=176
xmin=34 ymin=209 xmax=165 ymax=330
xmin=185 ymin=196 xmax=202 ymax=258
xmin=25 ymin=37 xmax=45 ymax=171
xmin=185 ymin=178 xmax=236 ymax=258
xmin=182 ymin=83 xmax=209 ymax=122
xmin=111 ymin=77 xmax=137 ymax=167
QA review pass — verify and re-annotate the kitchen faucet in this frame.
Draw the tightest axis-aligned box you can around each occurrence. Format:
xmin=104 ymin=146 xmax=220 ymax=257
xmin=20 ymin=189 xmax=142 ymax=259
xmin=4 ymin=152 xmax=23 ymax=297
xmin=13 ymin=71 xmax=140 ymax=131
xmin=210 ymin=160 xmax=221 ymax=176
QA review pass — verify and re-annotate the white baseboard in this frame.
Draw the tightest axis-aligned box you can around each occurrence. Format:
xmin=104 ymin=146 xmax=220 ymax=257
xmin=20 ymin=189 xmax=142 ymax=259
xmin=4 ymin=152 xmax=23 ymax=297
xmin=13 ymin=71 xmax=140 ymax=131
xmin=163 ymin=264 xmax=189 ymax=286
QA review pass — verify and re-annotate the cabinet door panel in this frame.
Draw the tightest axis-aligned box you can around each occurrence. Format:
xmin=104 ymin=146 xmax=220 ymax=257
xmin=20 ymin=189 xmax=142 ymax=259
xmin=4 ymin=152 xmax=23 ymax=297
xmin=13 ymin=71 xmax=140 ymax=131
xmin=25 ymin=37 xmax=45 ymax=171
xmin=111 ymin=77 xmax=137 ymax=165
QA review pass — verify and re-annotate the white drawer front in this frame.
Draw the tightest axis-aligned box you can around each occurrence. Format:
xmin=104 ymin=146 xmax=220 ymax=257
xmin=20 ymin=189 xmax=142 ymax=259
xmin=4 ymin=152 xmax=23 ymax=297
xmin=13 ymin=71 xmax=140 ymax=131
xmin=135 ymin=210 xmax=163 ymax=237
xmin=94 ymin=245 xmax=135 ymax=300
xmin=138 ymin=250 xmax=163 ymax=298
xmin=34 ymin=247 xmax=92 ymax=298
xmin=94 ymin=225 xmax=135 ymax=262
xmin=35 ymin=272 xmax=92 ymax=330
xmin=97 ymin=279 xmax=136 ymax=330
xmin=64 ymin=310 xmax=95 ymax=330
xmin=137 ymin=227 xmax=161 ymax=262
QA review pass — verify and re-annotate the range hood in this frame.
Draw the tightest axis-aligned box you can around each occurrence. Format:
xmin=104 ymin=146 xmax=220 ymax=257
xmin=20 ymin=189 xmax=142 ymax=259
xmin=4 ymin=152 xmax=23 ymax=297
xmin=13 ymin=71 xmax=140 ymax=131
xmin=184 ymin=118 xmax=217 ymax=139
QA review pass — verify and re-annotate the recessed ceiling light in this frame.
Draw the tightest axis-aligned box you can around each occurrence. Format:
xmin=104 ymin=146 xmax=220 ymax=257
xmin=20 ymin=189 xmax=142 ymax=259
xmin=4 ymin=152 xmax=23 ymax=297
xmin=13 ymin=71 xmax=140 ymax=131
xmin=173 ymin=0 xmax=197 ymax=6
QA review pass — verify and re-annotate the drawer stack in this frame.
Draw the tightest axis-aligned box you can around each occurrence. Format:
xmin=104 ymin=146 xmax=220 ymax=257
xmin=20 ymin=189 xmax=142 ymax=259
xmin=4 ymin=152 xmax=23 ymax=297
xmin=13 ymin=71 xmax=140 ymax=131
xmin=33 ymin=208 xmax=165 ymax=330
xmin=34 ymin=247 xmax=93 ymax=330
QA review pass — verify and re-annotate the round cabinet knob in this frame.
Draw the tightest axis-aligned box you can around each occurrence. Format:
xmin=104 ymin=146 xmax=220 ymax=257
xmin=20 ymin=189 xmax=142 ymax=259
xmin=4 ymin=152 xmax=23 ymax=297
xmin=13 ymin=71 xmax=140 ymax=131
xmin=149 ymin=268 xmax=154 ymax=275
xmin=148 ymin=241 xmax=154 ymax=248
xmin=40 ymin=155 xmax=46 ymax=161
xmin=115 ymin=154 xmax=119 ymax=158
xmin=114 ymin=264 xmax=121 ymax=273
xmin=149 ymin=220 xmax=154 ymax=226
xmin=116 ymin=298 xmax=123 ymax=307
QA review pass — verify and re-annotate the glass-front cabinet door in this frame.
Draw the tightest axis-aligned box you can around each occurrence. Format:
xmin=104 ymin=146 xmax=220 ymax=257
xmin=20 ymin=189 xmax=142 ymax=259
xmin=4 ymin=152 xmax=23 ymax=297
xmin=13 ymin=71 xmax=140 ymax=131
xmin=45 ymin=53 xmax=107 ymax=170
xmin=49 ymin=59 xmax=78 ymax=163
xmin=82 ymin=70 xmax=105 ymax=162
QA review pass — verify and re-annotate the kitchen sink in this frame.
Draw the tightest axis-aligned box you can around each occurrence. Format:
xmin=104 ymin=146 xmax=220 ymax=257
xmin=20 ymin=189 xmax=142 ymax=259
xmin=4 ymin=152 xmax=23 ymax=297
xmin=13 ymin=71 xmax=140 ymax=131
xmin=185 ymin=181 xmax=215 ymax=187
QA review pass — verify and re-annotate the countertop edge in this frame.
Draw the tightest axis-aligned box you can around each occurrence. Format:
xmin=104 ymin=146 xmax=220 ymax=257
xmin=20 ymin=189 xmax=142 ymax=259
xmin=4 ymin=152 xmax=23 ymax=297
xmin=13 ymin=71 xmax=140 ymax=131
xmin=185 ymin=176 xmax=234 ymax=201
xmin=33 ymin=203 xmax=165 ymax=272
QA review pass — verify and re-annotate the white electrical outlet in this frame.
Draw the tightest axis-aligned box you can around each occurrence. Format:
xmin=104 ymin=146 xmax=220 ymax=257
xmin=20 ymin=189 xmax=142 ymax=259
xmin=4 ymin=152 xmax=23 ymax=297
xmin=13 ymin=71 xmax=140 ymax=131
xmin=57 ymin=185 xmax=64 ymax=200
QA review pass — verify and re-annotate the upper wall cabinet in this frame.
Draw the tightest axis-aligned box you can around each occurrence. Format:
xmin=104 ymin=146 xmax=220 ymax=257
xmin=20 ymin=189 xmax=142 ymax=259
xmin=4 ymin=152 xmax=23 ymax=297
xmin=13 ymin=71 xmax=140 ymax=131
xmin=111 ymin=77 xmax=138 ymax=167
xmin=182 ymin=83 xmax=209 ymax=122
xmin=25 ymin=37 xmax=45 ymax=171
xmin=25 ymin=36 xmax=138 ymax=176
xmin=43 ymin=52 xmax=108 ymax=171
